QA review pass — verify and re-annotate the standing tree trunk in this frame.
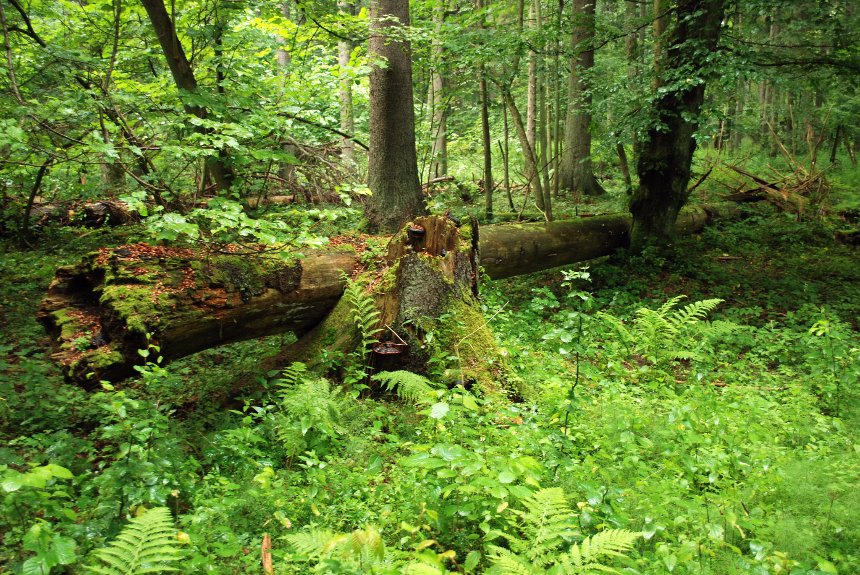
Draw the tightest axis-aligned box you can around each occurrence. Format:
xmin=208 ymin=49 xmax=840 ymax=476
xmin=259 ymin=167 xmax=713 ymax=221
xmin=536 ymin=0 xmax=553 ymax=219
xmin=629 ymin=0 xmax=725 ymax=250
xmin=477 ymin=0 xmax=493 ymax=220
xmin=275 ymin=2 xmax=299 ymax=189
xmin=365 ymin=0 xmax=427 ymax=233
xmin=559 ymin=0 xmax=605 ymax=196
xmin=525 ymin=1 xmax=545 ymax=211
xmin=140 ymin=0 xmax=234 ymax=192
xmin=338 ymin=0 xmax=356 ymax=163
xmin=428 ymin=0 xmax=447 ymax=178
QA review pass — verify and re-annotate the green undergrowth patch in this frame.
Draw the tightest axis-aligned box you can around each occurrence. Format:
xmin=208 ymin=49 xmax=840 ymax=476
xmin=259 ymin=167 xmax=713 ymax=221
xmin=2 ymin=210 xmax=859 ymax=574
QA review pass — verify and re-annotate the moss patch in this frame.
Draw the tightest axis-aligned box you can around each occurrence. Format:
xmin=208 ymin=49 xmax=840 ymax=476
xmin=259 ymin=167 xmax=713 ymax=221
xmin=427 ymin=296 xmax=512 ymax=396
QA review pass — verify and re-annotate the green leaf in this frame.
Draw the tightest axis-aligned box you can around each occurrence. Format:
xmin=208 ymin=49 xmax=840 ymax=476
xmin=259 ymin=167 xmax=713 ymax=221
xmin=464 ymin=550 xmax=481 ymax=572
xmin=430 ymin=402 xmax=450 ymax=420
xmin=497 ymin=470 xmax=516 ymax=484
xmin=44 ymin=464 xmax=74 ymax=479
xmin=402 ymin=453 xmax=446 ymax=469
xmin=52 ymin=535 xmax=78 ymax=565
xmin=462 ymin=394 xmax=479 ymax=411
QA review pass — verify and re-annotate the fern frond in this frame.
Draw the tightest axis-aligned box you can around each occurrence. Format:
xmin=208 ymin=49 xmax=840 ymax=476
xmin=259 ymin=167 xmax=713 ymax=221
xmin=284 ymin=529 xmax=338 ymax=558
xmin=510 ymin=488 xmax=578 ymax=564
xmin=277 ymin=362 xmax=309 ymax=388
xmin=668 ymin=298 xmax=723 ymax=330
xmin=88 ymin=507 xmax=180 ymax=575
xmin=343 ymin=279 xmax=383 ymax=342
xmin=372 ymin=370 xmax=438 ymax=404
xmin=565 ymin=529 xmax=641 ymax=574
xmin=596 ymin=312 xmax=634 ymax=352
xmin=486 ymin=546 xmax=544 ymax=575
xmin=657 ymin=295 xmax=687 ymax=316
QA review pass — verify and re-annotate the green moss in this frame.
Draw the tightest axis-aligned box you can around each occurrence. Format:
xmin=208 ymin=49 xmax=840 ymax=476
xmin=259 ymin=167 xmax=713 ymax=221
xmin=206 ymin=255 xmax=268 ymax=300
xmin=101 ymin=284 xmax=164 ymax=335
xmin=427 ymin=296 xmax=512 ymax=396
xmin=82 ymin=347 xmax=124 ymax=370
xmin=50 ymin=309 xmax=79 ymax=340
xmin=379 ymin=260 xmax=400 ymax=293
xmin=203 ymin=254 xmax=306 ymax=300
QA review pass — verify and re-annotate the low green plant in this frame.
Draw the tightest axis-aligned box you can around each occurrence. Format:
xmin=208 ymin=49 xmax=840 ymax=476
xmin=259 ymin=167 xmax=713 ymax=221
xmin=371 ymin=370 xmax=440 ymax=404
xmin=486 ymin=488 xmax=641 ymax=574
xmin=284 ymin=524 xmax=456 ymax=574
xmin=341 ymin=275 xmax=384 ymax=389
xmin=1 ymin=463 xmax=79 ymax=573
xmin=87 ymin=507 xmax=181 ymax=574
xmin=598 ymin=295 xmax=726 ymax=368
xmin=806 ymin=307 xmax=858 ymax=417
xmin=273 ymin=365 xmax=346 ymax=460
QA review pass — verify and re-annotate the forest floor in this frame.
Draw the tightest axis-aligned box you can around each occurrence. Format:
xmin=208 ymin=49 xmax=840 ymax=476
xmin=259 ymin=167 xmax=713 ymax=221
xmin=1 ymin=202 xmax=859 ymax=575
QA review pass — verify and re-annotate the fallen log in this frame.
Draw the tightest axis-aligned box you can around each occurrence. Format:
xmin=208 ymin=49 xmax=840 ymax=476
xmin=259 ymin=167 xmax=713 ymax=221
xmin=480 ymin=204 xmax=737 ymax=278
xmin=39 ymin=204 xmax=738 ymax=384
xmin=39 ymin=244 xmax=356 ymax=384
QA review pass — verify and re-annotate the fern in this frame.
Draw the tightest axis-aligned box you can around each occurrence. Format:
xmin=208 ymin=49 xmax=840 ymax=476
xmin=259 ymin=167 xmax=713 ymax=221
xmin=277 ymin=361 xmax=309 ymax=389
xmin=88 ymin=507 xmax=180 ymax=575
xmin=274 ymin=376 xmax=344 ymax=456
xmin=285 ymin=526 xmax=385 ymax=567
xmin=560 ymin=529 xmax=641 ymax=574
xmin=487 ymin=489 xmax=640 ymax=575
xmin=598 ymin=296 xmax=724 ymax=366
xmin=372 ymin=370 xmax=439 ymax=404
xmin=342 ymin=276 xmax=383 ymax=358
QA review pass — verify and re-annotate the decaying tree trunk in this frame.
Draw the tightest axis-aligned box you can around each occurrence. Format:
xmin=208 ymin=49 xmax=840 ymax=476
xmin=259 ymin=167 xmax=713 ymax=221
xmin=39 ymin=245 xmax=355 ymax=385
xmin=39 ymin=207 xmax=737 ymax=385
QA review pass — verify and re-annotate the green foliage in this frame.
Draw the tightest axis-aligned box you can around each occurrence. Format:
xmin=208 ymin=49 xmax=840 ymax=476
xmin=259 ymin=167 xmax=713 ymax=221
xmin=343 ymin=275 xmax=384 ymax=354
xmin=486 ymin=488 xmax=641 ymax=574
xmin=87 ymin=507 xmax=180 ymax=574
xmin=340 ymin=275 xmax=384 ymax=388
xmin=371 ymin=370 xmax=439 ymax=404
xmin=273 ymin=366 xmax=345 ymax=459
xmin=3 ymin=205 xmax=860 ymax=575
xmin=598 ymin=296 xmax=726 ymax=367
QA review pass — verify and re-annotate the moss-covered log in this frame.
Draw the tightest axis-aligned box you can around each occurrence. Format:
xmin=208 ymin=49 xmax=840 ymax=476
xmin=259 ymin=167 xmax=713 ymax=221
xmin=38 ymin=244 xmax=356 ymax=385
xmin=39 ymin=205 xmax=738 ymax=384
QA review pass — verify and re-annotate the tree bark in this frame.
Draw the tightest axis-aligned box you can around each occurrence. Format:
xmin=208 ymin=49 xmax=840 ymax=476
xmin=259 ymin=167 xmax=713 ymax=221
xmin=139 ymin=0 xmax=234 ymax=192
xmin=559 ymin=0 xmax=605 ymax=197
xmin=338 ymin=0 xmax=356 ymax=163
xmin=629 ymin=0 xmax=725 ymax=251
xmin=365 ymin=0 xmax=427 ymax=233
xmin=428 ymin=0 xmax=447 ymax=178
xmin=477 ymin=0 xmax=493 ymax=220
xmin=39 ymin=205 xmax=738 ymax=384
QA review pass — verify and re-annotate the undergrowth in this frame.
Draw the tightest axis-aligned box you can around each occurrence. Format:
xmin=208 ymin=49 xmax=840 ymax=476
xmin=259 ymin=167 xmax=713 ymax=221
xmin=2 ymin=207 xmax=859 ymax=575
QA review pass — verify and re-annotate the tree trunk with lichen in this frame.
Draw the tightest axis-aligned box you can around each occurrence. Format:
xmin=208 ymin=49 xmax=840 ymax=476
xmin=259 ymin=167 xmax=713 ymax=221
xmin=39 ymin=207 xmax=738 ymax=386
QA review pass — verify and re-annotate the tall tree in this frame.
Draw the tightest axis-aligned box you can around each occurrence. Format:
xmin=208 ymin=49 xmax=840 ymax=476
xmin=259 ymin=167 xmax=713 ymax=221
xmin=559 ymin=0 xmax=605 ymax=197
xmin=140 ymin=0 xmax=234 ymax=192
xmin=477 ymin=0 xmax=493 ymax=219
xmin=365 ymin=0 xmax=427 ymax=232
xmin=629 ymin=0 xmax=726 ymax=250
xmin=428 ymin=0 xmax=447 ymax=178
xmin=338 ymin=0 xmax=356 ymax=163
